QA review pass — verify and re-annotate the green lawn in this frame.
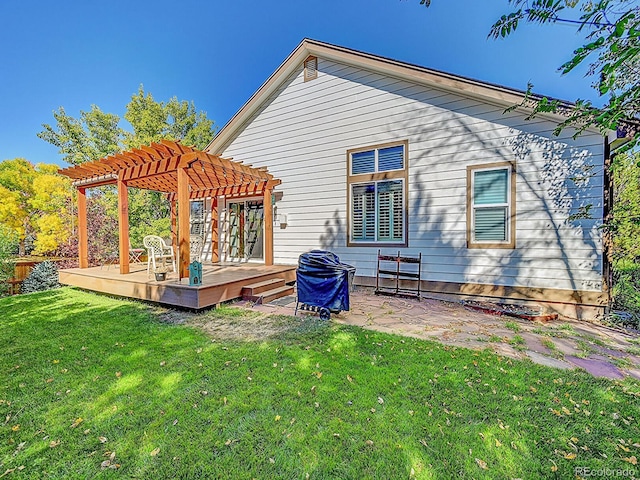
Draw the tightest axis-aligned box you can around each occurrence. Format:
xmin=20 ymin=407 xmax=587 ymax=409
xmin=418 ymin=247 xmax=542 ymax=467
xmin=1 ymin=288 xmax=639 ymax=479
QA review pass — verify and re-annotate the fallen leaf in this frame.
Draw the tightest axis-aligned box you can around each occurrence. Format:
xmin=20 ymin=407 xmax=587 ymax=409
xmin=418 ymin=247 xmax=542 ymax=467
xmin=150 ymin=447 xmax=160 ymax=457
xmin=115 ymin=372 xmax=122 ymax=378
xmin=365 ymin=440 xmax=374 ymax=446
xmin=377 ymin=397 xmax=384 ymax=404
xmin=49 ymin=440 xmax=61 ymax=448
xmin=347 ymin=375 xmax=353 ymax=383
xmin=160 ymin=361 xmax=166 ymax=367
xmin=99 ymin=436 xmax=108 ymax=443
xmin=70 ymin=417 xmax=83 ymax=428
xmin=275 ymin=415 xmax=281 ymax=421
xmin=564 ymin=452 xmax=577 ymax=460
xmin=52 ymin=360 xmax=59 ymax=364
xmin=11 ymin=425 xmax=19 ymax=432
xmin=475 ymin=458 xmax=488 ymax=470
xmin=172 ymin=419 xmax=178 ymax=426
xmin=495 ymin=439 xmax=502 ymax=447
xmin=269 ymin=458 xmax=275 ymax=464
xmin=624 ymin=456 xmax=637 ymax=465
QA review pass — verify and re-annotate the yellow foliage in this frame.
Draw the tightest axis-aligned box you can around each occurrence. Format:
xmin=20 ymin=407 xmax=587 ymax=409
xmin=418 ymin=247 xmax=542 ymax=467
xmin=33 ymin=214 xmax=69 ymax=255
xmin=0 ymin=185 xmax=26 ymax=237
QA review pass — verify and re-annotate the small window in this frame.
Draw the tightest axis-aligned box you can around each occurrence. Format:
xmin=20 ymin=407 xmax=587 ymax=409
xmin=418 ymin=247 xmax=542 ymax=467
xmin=304 ymin=56 xmax=318 ymax=82
xmin=190 ymin=200 xmax=205 ymax=236
xmin=348 ymin=141 xmax=408 ymax=246
xmin=467 ymin=163 xmax=515 ymax=248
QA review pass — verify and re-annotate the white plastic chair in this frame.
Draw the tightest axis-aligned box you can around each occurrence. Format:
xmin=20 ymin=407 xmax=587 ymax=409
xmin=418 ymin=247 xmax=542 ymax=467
xmin=190 ymin=235 xmax=204 ymax=263
xmin=143 ymin=235 xmax=176 ymax=275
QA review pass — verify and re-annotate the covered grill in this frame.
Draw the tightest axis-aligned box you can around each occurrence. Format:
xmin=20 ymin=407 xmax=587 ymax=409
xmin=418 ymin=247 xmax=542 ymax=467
xmin=295 ymin=250 xmax=356 ymax=320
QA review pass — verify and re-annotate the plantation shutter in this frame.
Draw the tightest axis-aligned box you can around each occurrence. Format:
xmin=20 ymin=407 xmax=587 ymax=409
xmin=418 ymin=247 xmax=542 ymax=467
xmin=352 ymin=184 xmax=375 ymax=240
xmin=377 ymin=180 xmax=403 ymax=241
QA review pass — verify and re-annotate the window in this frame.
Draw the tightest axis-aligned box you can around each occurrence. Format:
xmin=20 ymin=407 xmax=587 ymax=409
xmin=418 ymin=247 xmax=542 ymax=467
xmin=190 ymin=200 xmax=205 ymax=236
xmin=348 ymin=141 xmax=408 ymax=246
xmin=467 ymin=162 xmax=515 ymax=248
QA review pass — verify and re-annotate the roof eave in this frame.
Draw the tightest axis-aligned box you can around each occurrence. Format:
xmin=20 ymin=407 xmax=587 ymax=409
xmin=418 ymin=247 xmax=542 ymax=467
xmin=207 ymin=39 xmax=602 ymax=154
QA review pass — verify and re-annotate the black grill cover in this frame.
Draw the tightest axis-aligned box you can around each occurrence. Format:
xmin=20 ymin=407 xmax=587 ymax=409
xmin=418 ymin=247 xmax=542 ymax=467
xmin=297 ymin=250 xmax=356 ymax=312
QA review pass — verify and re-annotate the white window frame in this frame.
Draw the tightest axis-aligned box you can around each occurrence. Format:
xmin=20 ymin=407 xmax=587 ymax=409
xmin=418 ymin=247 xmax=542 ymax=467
xmin=467 ymin=162 xmax=516 ymax=249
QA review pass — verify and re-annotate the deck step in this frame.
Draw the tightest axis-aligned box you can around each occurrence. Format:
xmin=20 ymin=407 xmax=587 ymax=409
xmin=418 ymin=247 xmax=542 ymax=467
xmin=243 ymin=284 xmax=294 ymax=304
xmin=241 ymin=278 xmax=285 ymax=297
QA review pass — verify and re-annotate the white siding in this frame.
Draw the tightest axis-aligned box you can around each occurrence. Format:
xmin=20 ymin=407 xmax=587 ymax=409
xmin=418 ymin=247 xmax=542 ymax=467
xmin=218 ymin=58 xmax=605 ymax=293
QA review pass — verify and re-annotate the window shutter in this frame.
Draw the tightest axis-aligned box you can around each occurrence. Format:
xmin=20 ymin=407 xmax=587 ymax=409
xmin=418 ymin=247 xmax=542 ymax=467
xmin=378 ymin=145 xmax=404 ymax=172
xmin=474 ymin=169 xmax=508 ymax=204
xmin=377 ymin=180 xmax=403 ymax=241
xmin=351 ymin=150 xmax=375 ymax=175
xmin=352 ymin=184 xmax=375 ymax=240
xmin=474 ymin=207 xmax=507 ymax=241
xmin=304 ymin=56 xmax=318 ymax=82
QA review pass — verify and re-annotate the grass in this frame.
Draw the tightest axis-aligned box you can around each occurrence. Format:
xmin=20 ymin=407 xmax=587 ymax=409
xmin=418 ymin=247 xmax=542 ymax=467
xmin=1 ymin=289 xmax=640 ymax=479
xmin=504 ymin=321 xmax=520 ymax=333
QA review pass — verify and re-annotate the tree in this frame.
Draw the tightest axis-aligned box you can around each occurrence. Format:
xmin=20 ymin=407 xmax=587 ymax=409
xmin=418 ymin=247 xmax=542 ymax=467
xmin=420 ymin=0 xmax=640 ymax=146
xmin=0 ymin=159 xmax=72 ymax=255
xmin=38 ymin=105 xmax=123 ymax=166
xmin=38 ymin=87 xmax=216 ymax=253
xmin=39 ymin=85 xmax=216 ymax=162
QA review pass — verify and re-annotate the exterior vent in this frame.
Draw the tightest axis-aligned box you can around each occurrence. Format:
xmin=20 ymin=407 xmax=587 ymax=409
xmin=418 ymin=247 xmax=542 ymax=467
xmin=304 ymin=56 xmax=318 ymax=82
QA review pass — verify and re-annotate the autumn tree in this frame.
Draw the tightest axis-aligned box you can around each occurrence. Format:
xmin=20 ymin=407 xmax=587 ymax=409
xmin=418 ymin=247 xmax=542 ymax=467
xmin=38 ymin=86 xmax=216 ymax=251
xmin=0 ymin=159 xmax=72 ymax=256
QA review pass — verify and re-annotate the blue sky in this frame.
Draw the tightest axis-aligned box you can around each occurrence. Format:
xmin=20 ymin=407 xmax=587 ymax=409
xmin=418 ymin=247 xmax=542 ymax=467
xmin=1 ymin=0 xmax=596 ymax=168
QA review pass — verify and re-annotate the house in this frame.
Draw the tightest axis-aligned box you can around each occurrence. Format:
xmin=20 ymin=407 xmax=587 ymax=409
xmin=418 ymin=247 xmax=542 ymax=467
xmin=198 ymin=38 xmax=629 ymax=320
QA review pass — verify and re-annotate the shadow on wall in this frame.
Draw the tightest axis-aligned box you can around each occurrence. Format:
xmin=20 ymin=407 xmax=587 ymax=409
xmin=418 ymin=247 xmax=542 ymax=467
xmin=319 ymin=210 xmax=345 ymax=251
xmin=315 ymin=67 xmax=603 ymax=318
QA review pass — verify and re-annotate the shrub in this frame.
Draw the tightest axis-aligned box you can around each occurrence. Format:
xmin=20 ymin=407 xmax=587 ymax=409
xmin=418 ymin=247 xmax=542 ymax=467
xmin=21 ymin=261 xmax=60 ymax=294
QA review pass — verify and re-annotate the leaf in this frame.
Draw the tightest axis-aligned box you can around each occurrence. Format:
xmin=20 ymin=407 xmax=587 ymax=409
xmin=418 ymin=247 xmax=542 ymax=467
xmin=274 ymin=415 xmax=281 ymax=422
xmin=11 ymin=424 xmax=19 ymax=432
xmin=115 ymin=372 xmax=122 ymax=378
xmin=475 ymin=458 xmax=488 ymax=470
xmin=495 ymin=439 xmax=502 ymax=447
xmin=564 ymin=452 xmax=577 ymax=459
xmin=150 ymin=447 xmax=160 ymax=457
xmin=624 ymin=456 xmax=638 ymax=465
xmin=70 ymin=417 xmax=83 ymax=428
xmin=377 ymin=397 xmax=384 ymax=404
xmin=49 ymin=440 xmax=61 ymax=448
xmin=99 ymin=436 xmax=108 ymax=443
xmin=346 ymin=375 xmax=353 ymax=383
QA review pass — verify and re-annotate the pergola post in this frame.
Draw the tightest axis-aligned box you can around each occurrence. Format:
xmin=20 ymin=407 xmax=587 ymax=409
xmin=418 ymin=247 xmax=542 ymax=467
xmin=263 ymin=187 xmax=274 ymax=266
xmin=170 ymin=197 xmax=177 ymax=254
xmin=117 ymin=178 xmax=130 ymax=274
xmin=211 ymin=197 xmax=219 ymax=262
xmin=177 ymin=166 xmax=190 ymax=279
xmin=77 ymin=187 xmax=88 ymax=268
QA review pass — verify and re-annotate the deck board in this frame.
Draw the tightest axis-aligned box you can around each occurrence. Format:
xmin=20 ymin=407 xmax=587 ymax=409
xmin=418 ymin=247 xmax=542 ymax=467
xmin=59 ymin=263 xmax=297 ymax=309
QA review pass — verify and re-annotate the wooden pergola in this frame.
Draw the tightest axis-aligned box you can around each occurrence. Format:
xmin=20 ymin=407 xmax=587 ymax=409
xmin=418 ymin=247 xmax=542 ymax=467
xmin=58 ymin=140 xmax=280 ymax=279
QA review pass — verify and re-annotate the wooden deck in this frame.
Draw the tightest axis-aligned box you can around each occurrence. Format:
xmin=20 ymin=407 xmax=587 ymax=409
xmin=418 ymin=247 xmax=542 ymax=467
xmin=59 ymin=263 xmax=297 ymax=309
